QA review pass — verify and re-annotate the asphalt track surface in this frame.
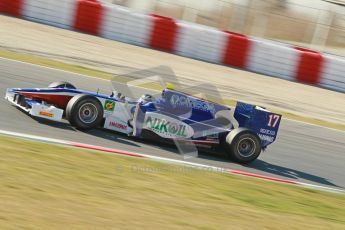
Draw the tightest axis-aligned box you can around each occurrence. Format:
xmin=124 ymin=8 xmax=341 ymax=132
xmin=1 ymin=58 xmax=345 ymax=189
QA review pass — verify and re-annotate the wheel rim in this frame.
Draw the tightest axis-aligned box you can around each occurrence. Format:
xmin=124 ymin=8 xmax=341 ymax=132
xmin=237 ymin=137 xmax=256 ymax=157
xmin=78 ymin=103 xmax=98 ymax=124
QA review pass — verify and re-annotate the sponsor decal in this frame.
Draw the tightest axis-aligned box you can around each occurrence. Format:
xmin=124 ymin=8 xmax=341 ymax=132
xmin=39 ymin=111 xmax=54 ymax=118
xmin=109 ymin=121 xmax=127 ymax=130
xmin=144 ymin=113 xmax=194 ymax=139
xmin=104 ymin=100 xmax=115 ymax=111
xmin=169 ymin=94 xmax=215 ymax=113
xmin=260 ymin=128 xmax=276 ymax=136
xmin=258 ymin=134 xmax=274 ymax=142
xmin=104 ymin=117 xmax=131 ymax=134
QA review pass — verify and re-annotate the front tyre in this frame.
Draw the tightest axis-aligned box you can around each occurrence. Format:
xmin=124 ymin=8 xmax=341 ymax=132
xmin=48 ymin=81 xmax=76 ymax=89
xmin=66 ymin=94 xmax=103 ymax=130
xmin=224 ymin=129 xmax=262 ymax=163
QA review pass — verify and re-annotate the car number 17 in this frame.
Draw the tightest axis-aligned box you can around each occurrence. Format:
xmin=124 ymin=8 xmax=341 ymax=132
xmin=268 ymin=114 xmax=280 ymax=128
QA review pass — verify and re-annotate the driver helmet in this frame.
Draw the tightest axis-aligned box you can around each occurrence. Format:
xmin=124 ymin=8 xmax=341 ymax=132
xmin=139 ymin=94 xmax=154 ymax=103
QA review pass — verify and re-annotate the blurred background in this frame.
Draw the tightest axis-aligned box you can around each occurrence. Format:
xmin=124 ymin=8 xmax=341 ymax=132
xmin=102 ymin=0 xmax=345 ymax=56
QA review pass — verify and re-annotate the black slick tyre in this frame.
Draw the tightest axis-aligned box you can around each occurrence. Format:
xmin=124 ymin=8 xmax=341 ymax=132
xmin=66 ymin=94 xmax=103 ymax=130
xmin=224 ymin=129 xmax=262 ymax=163
xmin=48 ymin=81 xmax=76 ymax=89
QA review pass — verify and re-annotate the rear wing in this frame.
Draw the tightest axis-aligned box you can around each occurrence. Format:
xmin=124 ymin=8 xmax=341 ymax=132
xmin=234 ymin=102 xmax=282 ymax=147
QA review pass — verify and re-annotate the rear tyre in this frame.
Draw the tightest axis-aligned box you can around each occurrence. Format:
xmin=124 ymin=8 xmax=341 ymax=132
xmin=48 ymin=81 xmax=76 ymax=89
xmin=224 ymin=129 xmax=262 ymax=163
xmin=66 ymin=94 xmax=103 ymax=130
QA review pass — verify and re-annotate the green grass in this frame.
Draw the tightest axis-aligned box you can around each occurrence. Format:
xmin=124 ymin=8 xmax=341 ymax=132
xmin=1 ymin=48 xmax=345 ymax=131
xmin=0 ymin=135 xmax=345 ymax=229
xmin=0 ymin=49 xmax=113 ymax=80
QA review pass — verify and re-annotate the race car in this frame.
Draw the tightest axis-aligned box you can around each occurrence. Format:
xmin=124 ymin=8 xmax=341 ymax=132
xmin=4 ymin=81 xmax=282 ymax=163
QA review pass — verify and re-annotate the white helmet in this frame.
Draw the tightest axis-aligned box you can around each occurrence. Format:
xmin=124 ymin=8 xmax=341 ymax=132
xmin=139 ymin=94 xmax=154 ymax=103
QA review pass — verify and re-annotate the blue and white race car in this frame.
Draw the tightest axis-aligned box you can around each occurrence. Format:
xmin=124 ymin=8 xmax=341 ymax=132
xmin=5 ymin=81 xmax=282 ymax=163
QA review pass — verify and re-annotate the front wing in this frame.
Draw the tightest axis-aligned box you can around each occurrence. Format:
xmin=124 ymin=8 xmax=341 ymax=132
xmin=5 ymin=88 xmax=63 ymax=121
